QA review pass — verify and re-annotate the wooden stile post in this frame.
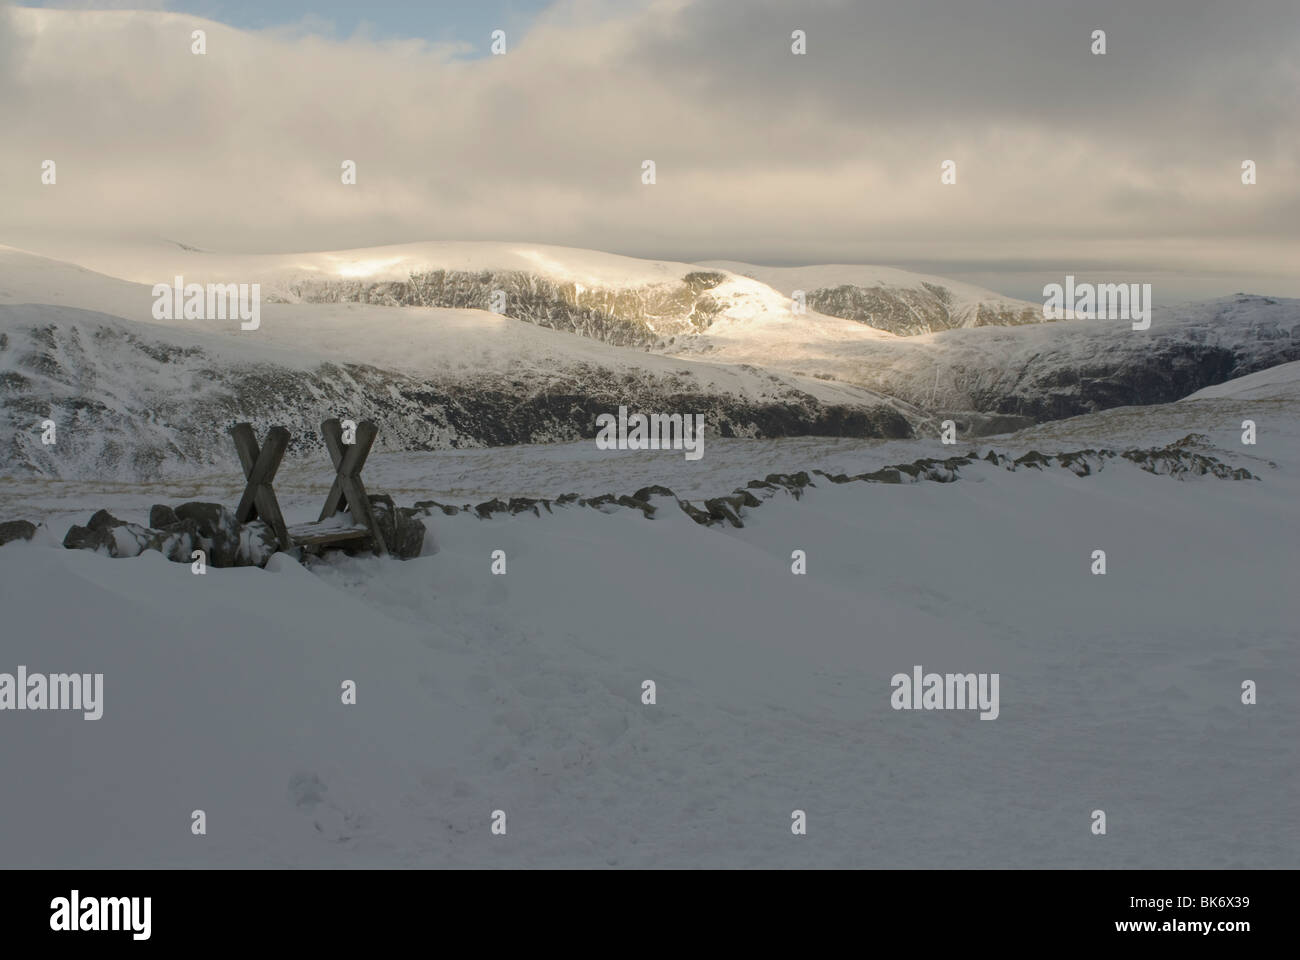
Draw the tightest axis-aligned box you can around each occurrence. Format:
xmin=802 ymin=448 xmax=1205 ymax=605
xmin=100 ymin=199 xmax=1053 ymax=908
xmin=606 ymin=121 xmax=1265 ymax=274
xmin=230 ymin=423 xmax=292 ymax=551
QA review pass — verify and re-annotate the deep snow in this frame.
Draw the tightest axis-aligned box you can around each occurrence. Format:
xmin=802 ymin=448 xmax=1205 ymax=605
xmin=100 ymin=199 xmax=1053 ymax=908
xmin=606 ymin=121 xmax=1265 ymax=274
xmin=2 ymin=373 xmax=1296 ymax=867
xmin=1 ymin=243 xmax=1296 ymax=868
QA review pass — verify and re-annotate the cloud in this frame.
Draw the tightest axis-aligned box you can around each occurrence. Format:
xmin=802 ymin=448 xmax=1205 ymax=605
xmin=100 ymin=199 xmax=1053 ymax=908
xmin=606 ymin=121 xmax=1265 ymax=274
xmin=1 ymin=0 xmax=1296 ymax=277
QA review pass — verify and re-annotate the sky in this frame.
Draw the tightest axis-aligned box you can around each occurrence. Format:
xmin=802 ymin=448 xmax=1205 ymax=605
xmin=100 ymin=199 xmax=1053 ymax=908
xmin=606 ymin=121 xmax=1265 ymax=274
xmin=2 ymin=0 xmax=1298 ymax=303
xmin=16 ymin=0 xmax=560 ymax=49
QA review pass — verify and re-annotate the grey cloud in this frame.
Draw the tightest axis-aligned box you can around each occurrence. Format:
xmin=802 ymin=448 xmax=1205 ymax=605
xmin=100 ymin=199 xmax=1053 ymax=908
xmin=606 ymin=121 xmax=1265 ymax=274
xmin=0 ymin=0 xmax=1295 ymax=282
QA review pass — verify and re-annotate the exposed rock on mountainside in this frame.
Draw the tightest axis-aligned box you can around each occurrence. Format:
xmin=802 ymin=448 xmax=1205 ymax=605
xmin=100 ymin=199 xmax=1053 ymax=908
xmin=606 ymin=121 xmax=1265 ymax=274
xmin=0 ymin=304 xmax=916 ymax=479
xmin=673 ymin=294 xmax=1300 ymax=423
xmin=699 ymin=260 xmax=1045 ymax=335
xmin=802 ymin=282 xmax=1042 ymax=335
xmin=281 ymin=270 xmax=730 ymax=349
xmin=277 ymin=263 xmax=1043 ymax=343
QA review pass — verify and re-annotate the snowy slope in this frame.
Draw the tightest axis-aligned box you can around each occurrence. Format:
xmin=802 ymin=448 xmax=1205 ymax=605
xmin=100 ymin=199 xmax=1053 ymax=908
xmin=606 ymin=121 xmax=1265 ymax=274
xmin=1182 ymin=359 xmax=1300 ymax=401
xmin=2 ymin=297 xmax=1296 ymax=868
xmin=20 ymin=239 xmax=1287 ymax=424
xmin=672 ymin=293 xmax=1300 ymax=422
xmin=2 ymin=406 xmax=1296 ymax=867
xmin=0 ymin=250 xmax=922 ymax=479
xmin=4 ymin=242 xmax=1298 ymax=483
xmin=1 ymin=239 xmax=847 ymax=350
xmin=701 ymin=260 xmax=1044 ymax=334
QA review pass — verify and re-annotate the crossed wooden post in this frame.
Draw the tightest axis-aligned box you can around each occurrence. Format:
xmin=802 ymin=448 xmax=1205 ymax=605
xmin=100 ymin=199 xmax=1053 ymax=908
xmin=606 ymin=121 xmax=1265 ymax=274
xmin=319 ymin=418 xmax=388 ymax=556
xmin=229 ymin=420 xmax=387 ymax=556
xmin=230 ymin=423 xmax=292 ymax=551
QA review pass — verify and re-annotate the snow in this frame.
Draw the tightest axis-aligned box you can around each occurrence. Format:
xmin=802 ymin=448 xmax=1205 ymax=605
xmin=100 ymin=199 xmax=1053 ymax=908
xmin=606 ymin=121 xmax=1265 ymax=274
xmin=2 ymin=381 xmax=1297 ymax=866
xmin=1 ymin=249 xmax=931 ymax=481
xmin=669 ymin=293 xmax=1300 ymax=415
xmin=0 ymin=246 xmax=898 ymax=403
xmin=2 ymin=239 xmax=694 ymax=293
xmin=10 ymin=242 xmax=1292 ymax=431
xmin=1182 ymin=359 xmax=1300 ymax=401
xmin=700 ymin=259 xmax=1040 ymax=321
xmin=2 ymin=243 xmax=1297 ymax=867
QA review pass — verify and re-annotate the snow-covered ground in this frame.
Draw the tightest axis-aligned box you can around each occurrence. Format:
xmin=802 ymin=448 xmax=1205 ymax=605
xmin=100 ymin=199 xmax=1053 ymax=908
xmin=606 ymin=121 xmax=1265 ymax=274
xmin=2 ymin=367 xmax=1297 ymax=867
xmin=2 ymin=240 xmax=1296 ymax=868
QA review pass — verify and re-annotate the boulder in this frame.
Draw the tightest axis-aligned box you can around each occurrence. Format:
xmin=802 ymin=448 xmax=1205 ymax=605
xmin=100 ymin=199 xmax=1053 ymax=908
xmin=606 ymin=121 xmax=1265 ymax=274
xmin=105 ymin=522 xmax=154 ymax=558
xmin=236 ymin=521 xmax=281 ymax=566
xmin=356 ymin=496 xmax=426 ymax=556
xmin=413 ymin=499 xmax=463 ymax=516
xmin=678 ymin=501 xmax=711 ymax=525
xmin=63 ymin=522 xmax=116 ymax=553
xmin=174 ymin=501 xmax=242 ymax=566
xmin=363 ymin=495 xmax=425 ymax=559
xmin=0 ymin=520 xmax=37 ymax=546
xmin=367 ymin=494 xmax=399 ymax=547
xmin=62 ymin=511 xmax=153 ymax=557
xmin=392 ymin=508 xmax=428 ymax=560
xmin=508 ymin=497 xmax=551 ymax=516
xmin=149 ymin=504 xmax=179 ymax=529
xmin=473 ymin=498 xmax=510 ymax=519
xmin=88 ymin=509 xmax=127 ymax=531
xmin=146 ymin=517 xmax=201 ymax=564
xmin=633 ymin=484 xmax=677 ymax=502
xmin=616 ymin=495 xmax=655 ymax=518
xmin=703 ymin=497 xmax=744 ymax=528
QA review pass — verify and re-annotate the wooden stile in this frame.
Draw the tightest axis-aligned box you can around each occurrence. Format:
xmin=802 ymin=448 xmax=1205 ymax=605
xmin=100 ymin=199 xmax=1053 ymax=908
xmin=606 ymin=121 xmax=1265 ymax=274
xmin=228 ymin=420 xmax=388 ymax=556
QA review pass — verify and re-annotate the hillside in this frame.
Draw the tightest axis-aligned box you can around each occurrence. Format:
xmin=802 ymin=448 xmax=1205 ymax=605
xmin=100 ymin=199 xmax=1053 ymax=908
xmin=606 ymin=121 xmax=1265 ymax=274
xmin=700 ymin=260 xmax=1044 ymax=335
xmin=0 ymin=249 xmax=921 ymax=479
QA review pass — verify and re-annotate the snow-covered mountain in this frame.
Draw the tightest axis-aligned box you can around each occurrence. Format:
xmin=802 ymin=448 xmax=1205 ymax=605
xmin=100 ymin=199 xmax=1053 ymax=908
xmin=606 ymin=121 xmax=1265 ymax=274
xmin=22 ymin=239 xmax=1293 ymax=421
xmin=3 ymin=240 xmax=1297 ymax=480
xmin=0 ymin=248 xmax=920 ymax=479
xmin=5 ymin=240 xmax=1038 ymax=346
xmin=699 ymin=260 xmax=1044 ymax=335
xmin=672 ymin=292 xmax=1300 ymax=422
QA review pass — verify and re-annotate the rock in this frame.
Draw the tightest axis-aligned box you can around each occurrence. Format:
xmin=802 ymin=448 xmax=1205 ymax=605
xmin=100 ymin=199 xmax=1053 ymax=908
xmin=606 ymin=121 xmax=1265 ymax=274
xmin=1012 ymin=451 xmax=1051 ymax=470
xmin=633 ymin=484 xmax=677 ymax=502
xmin=678 ymin=501 xmax=711 ymax=525
xmin=147 ymin=517 xmax=201 ymax=564
xmin=63 ymin=522 xmax=116 ymax=553
xmin=508 ymin=497 xmax=551 ymax=516
xmin=0 ymin=520 xmax=37 ymax=546
xmin=474 ymin=498 xmax=510 ymax=519
xmin=87 ymin=509 xmax=127 ymax=531
xmin=361 ymin=495 xmax=425 ymax=559
xmin=236 ymin=521 xmax=281 ymax=566
xmin=174 ymin=501 xmax=243 ymax=567
xmin=413 ymin=499 xmax=463 ymax=516
xmin=367 ymin=494 xmax=399 ymax=546
xmin=616 ymin=495 xmax=655 ymax=518
xmin=763 ymin=472 xmax=813 ymax=499
xmin=390 ymin=510 xmax=426 ymax=560
xmin=106 ymin=522 xmax=154 ymax=558
xmin=62 ymin=513 xmax=151 ymax=557
xmin=703 ymin=497 xmax=744 ymax=528
xmin=149 ymin=504 xmax=179 ymax=528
